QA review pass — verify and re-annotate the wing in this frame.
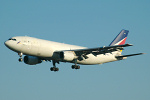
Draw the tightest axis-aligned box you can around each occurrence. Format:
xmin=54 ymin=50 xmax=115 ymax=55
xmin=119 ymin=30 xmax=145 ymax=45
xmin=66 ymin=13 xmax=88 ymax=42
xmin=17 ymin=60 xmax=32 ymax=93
xmin=72 ymin=44 xmax=132 ymax=57
xmin=58 ymin=44 xmax=133 ymax=60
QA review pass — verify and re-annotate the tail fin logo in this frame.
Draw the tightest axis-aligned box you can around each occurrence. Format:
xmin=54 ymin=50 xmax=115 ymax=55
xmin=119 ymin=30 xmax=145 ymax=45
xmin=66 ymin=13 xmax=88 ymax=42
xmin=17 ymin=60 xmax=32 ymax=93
xmin=109 ymin=30 xmax=129 ymax=46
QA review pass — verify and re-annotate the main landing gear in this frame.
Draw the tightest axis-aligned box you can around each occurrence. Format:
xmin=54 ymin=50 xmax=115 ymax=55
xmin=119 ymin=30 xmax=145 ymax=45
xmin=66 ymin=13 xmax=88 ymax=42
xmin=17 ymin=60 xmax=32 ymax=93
xmin=71 ymin=59 xmax=80 ymax=70
xmin=71 ymin=65 xmax=80 ymax=69
xmin=18 ymin=52 xmax=23 ymax=62
xmin=50 ymin=59 xmax=80 ymax=72
xmin=50 ymin=60 xmax=59 ymax=72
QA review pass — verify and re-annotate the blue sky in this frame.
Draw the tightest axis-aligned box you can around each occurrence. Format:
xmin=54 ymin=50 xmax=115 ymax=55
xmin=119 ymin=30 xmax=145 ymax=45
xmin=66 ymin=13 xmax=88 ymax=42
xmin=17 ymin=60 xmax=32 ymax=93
xmin=0 ymin=0 xmax=149 ymax=100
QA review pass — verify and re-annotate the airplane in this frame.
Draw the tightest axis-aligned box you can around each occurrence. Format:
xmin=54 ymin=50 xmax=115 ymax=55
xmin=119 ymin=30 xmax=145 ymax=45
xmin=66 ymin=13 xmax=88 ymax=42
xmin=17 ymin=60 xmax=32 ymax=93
xmin=4 ymin=29 xmax=144 ymax=72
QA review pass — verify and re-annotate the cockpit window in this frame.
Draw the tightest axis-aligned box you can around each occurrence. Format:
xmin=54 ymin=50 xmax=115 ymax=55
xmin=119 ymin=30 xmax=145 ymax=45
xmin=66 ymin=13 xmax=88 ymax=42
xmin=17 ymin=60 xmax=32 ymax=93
xmin=8 ymin=38 xmax=17 ymax=41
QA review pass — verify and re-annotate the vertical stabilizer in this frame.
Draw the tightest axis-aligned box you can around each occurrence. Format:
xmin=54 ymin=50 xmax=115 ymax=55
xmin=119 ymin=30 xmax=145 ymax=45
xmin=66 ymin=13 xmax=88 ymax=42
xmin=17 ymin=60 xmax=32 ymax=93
xmin=109 ymin=30 xmax=129 ymax=46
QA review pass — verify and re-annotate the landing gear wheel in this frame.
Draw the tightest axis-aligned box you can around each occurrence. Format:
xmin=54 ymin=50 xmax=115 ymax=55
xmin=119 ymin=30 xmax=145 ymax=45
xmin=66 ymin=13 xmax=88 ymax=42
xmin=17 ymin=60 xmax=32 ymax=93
xmin=72 ymin=65 xmax=80 ymax=69
xmin=72 ymin=65 xmax=75 ymax=69
xmin=77 ymin=65 xmax=80 ymax=69
xmin=50 ymin=67 xmax=54 ymax=71
xmin=50 ymin=67 xmax=59 ymax=72
xmin=18 ymin=58 xmax=23 ymax=62
xmin=75 ymin=65 xmax=80 ymax=69
xmin=54 ymin=67 xmax=59 ymax=72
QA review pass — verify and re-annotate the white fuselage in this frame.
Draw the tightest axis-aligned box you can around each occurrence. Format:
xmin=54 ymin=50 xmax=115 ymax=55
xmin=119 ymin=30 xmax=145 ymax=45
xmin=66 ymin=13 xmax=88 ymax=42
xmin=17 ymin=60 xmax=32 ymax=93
xmin=5 ymin=36 xmax=120 ymax=65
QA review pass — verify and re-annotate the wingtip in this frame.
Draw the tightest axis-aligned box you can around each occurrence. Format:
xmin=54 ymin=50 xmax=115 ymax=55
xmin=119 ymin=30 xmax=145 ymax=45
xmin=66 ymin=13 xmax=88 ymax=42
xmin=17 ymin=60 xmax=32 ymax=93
xmin=141 ymin=53 xmax=146 ymax=55
xmin=127 ymin=44 xmax=133 ymax=46
xmin=136 ymin=53 xmax=145 ymax=55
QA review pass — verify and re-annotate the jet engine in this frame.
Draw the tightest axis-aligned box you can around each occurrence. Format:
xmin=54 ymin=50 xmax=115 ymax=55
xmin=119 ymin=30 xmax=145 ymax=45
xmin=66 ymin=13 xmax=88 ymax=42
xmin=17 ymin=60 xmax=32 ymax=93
xmin=24 ymin=56 xmax=42 ymax=65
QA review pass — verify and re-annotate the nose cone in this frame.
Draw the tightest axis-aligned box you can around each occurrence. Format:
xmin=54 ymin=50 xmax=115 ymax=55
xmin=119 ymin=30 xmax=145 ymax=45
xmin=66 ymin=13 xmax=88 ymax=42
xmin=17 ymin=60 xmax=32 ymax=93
xmin=4 ymin=39 xmax=21 ymax=53
xmin=4 ymin=40 xmax=14 ymax=50
xmin=4 ymin=41 xmax=9 ymax=47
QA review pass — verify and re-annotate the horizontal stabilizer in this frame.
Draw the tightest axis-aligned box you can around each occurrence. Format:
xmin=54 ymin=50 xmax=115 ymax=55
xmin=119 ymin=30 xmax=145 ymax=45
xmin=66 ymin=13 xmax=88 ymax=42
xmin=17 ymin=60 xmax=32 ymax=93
xmin=116 ymin=53 xmax=144 ymax=59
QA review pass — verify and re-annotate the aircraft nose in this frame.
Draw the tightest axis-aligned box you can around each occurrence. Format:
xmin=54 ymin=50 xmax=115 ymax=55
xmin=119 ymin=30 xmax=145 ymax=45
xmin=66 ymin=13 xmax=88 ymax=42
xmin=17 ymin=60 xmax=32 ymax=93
xmin=4 ymin=40 xmax=12 ymax=48
xmin=4 ymin=41 xmax=9 ymax=47
xmin=4 ymin=39 xmax=19 ymax=52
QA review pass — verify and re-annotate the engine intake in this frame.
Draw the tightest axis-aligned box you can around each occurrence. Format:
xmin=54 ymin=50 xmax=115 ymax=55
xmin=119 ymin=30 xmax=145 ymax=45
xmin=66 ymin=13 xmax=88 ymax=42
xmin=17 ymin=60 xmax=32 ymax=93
xmin=24 ymin=56 xmax=42 ymax=65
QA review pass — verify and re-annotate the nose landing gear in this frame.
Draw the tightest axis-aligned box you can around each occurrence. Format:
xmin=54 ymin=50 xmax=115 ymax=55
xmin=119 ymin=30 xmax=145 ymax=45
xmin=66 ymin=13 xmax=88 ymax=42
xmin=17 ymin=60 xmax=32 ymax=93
xmin=18 ymin=52 xmax=23 ymax=62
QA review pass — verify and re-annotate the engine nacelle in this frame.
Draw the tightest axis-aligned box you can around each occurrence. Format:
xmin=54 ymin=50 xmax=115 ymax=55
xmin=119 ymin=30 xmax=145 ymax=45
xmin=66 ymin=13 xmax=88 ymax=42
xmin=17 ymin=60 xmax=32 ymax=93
xmin=24 ymin=56 xmax=42 ymax=65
